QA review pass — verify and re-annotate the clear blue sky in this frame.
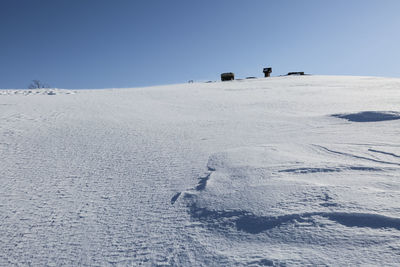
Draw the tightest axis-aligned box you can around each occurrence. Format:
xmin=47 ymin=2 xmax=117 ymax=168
xmin=1 ymin=0 xmax=400 ymax=89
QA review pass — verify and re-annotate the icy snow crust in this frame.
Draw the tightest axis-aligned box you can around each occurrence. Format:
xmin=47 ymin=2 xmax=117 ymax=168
xmin=1 ymin=76 xmax=400 ymax=265
xmin=0 ymin=88 xmax=76 ymax=96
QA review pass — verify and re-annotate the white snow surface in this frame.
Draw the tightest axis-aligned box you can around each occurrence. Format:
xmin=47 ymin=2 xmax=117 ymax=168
xmin=1 ymin=75 xmax=400 ymax=266
xmin=0 ymin=88 xmax=76 ymax=96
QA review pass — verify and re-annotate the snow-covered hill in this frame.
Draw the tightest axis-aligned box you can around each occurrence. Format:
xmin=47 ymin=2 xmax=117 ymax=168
xmin=1 ymin=76 xmax=400 ymax=266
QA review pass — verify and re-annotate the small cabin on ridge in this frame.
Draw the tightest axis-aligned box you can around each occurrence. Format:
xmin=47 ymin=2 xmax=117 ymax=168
xmin=287 ymin=72 xmax=305 ymax=76
xmin=221 ymin=72 xmax=235 ymax=81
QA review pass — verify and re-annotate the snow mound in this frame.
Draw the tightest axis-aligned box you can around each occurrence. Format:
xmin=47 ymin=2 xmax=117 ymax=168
xmin=332 ymin=111 xmax=400 ymax=122
xmin=180 ymin=143 xmax=400 ymax=254
xmin=0 ymin=89 xmax=76 ymax=96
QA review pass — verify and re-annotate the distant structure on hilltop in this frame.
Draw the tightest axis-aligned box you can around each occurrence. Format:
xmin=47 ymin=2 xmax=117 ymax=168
xmin=221 ymin=72 xmax=235 ymax=81
xmin=263 ymin=67 xmax=272 ymax=77
xmin=215 ymin=68 xmax=307 ymax=82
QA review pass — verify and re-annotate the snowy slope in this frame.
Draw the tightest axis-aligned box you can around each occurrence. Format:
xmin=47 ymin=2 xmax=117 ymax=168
xmin=1 ymin=76 xmax=400 ymax=266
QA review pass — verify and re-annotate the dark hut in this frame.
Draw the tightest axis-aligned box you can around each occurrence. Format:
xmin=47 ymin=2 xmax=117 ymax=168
xmin=221 ymin=72 xmax=235 ymax=81
xmin=287 ymin=72 xmax=305 ymax=76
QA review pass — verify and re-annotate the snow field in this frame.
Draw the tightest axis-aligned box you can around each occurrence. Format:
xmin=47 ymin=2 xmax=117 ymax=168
xmin=1 ymin=75 xmax=400 ymax=265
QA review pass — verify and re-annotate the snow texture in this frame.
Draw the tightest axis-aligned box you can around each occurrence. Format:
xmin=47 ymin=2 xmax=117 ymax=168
xmin=1 ymin=76 xmax=400 ymax=266
xmin=332 ymin=111 xmax=400 ymax=122
xmin=0 ymin=88 xmax=76 ymax=96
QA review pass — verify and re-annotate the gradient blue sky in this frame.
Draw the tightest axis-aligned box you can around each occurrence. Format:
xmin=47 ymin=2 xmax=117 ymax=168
xmin=1 ymin=0 xmax=400 ymax=89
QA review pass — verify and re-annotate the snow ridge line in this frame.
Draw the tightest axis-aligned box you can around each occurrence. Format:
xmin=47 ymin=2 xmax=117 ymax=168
xmin=368 ymin=149 xmax=400 ymax=159
xmin=187 ymin=202 xmax=400 ymax=234
xmin=279 ymin=166 xmax=383 ymax=174
xmin=315 ymin=145 xmax=400 ymax=166
xmin=170 ymin=167 xmax=216 ymax=205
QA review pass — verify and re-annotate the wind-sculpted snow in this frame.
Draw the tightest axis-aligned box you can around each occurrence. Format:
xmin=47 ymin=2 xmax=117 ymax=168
xmin=182 ymin=143 xmax=400 ymax=264
xmin=183 ymin=145 xmax=400 ymax=221
xmin=369 ymin=148 xmax=400 ymax=158
xmin=187 ymin=201 xmax=400 ymax=234
xmin=279 ymin=166 xmax=383 ymax=173
xmin=332 ymin=111 xmax=400 ymax=122
xmin=2 ymin=76 xmax=400 ymax=265
xmin=195 ymin=167 xmax=215 ymax=191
